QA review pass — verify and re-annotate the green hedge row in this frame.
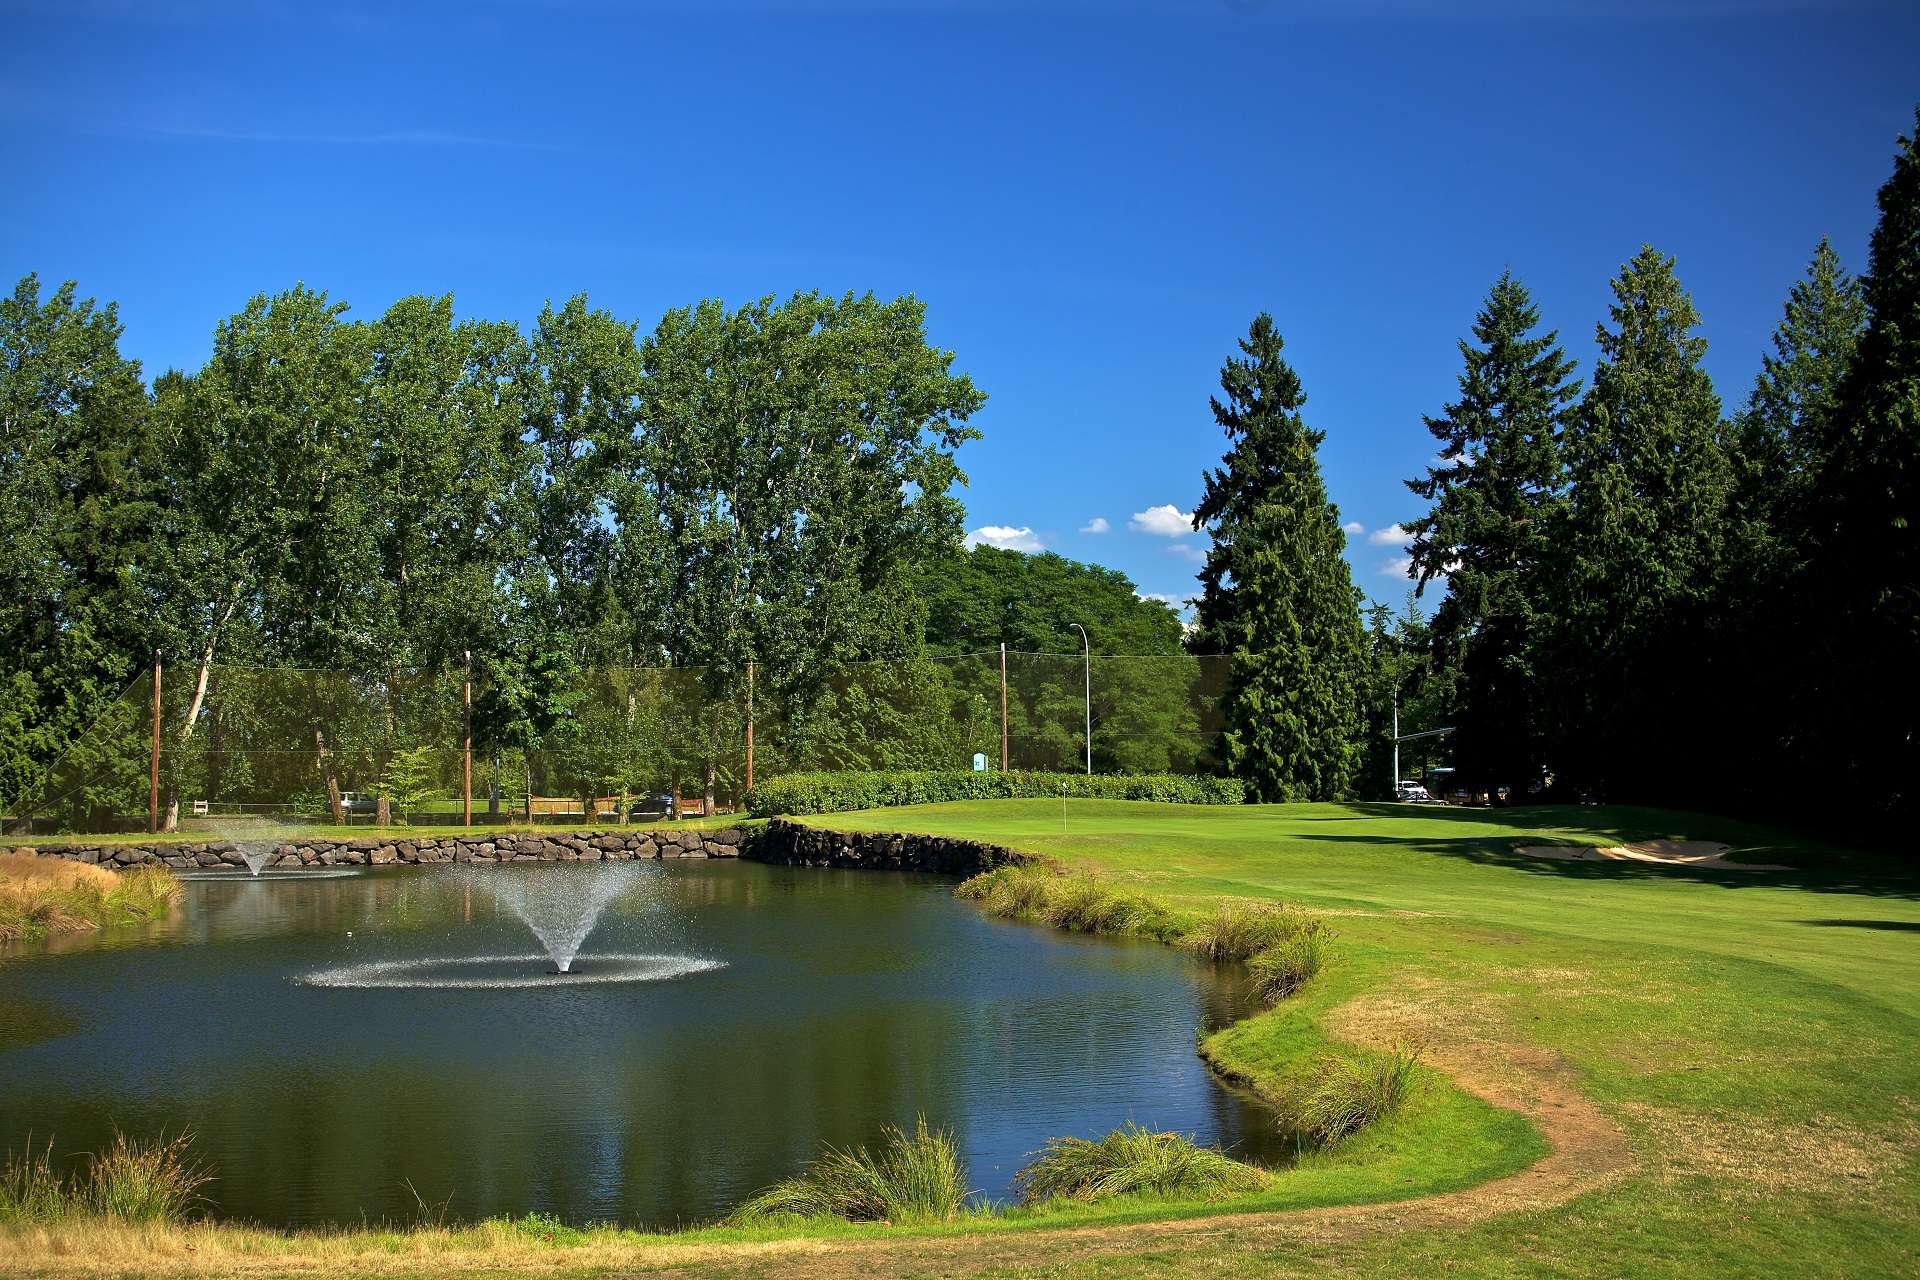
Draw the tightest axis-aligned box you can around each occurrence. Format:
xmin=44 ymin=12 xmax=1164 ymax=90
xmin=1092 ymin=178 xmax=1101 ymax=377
xmin=743 ymin=770 xmax=1246 ymax=817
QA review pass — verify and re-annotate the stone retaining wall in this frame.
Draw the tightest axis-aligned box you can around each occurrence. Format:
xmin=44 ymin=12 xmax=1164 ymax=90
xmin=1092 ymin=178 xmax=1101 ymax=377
xmin=6 ymin=820 xmax=1033 ymax=878
xmin=745 ymin=818 xmax=1033 ymax=875
xmin=3 ymin=828 xmax=746 ymax=870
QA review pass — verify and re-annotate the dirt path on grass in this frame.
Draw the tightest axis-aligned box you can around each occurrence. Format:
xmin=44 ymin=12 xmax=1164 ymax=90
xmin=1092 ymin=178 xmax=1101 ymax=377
xmin=618 ymin=996 xmax=1633 ymax=1280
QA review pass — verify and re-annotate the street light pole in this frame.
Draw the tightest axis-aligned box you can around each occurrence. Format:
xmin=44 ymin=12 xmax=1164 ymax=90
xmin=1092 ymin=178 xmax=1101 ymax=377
xmin=1069 ymin=623 xmax=1091 ymax=776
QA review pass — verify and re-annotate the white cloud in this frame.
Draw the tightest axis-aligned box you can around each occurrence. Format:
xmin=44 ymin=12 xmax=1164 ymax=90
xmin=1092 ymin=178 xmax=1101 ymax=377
xmin=1138 ymin=591 xmax=1193 ymax=609
xmin=1129 ymin=504 xmax=1193 ymax=537
xmin=1378 ymin=555 xmax=1414 ymax=579
xmin=966 ymin=525 xmax=1044 ymax=553
xmin=1342 ymin=520 xmax=1365 ymax=536
xmin=1080 ymin=516 xmax=1110 ymax=534
xmin=1167 ymin=543 xmax=1208 ymax=564
xmin=1367 ymin=523 xmax=1413 ymax=547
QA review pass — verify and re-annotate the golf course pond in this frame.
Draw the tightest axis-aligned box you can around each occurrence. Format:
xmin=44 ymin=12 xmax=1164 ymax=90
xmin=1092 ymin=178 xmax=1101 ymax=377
xmin=0 ymin=860 xmax=1284 ymax=1227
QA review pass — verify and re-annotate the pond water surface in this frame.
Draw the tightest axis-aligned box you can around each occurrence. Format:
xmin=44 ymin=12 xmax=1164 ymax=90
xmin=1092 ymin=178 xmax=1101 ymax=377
xmin=0 ymin=861 xmax=1281 ymax=1226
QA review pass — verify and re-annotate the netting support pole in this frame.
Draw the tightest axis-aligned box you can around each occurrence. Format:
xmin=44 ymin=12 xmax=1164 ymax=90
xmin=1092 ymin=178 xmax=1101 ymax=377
xmin=999 ymin=643 xmax=1009 ymax=772
xmin=463 ymin=650 xmax=473 ymax=828
xmin=149 ymin=649 xmax=161 ymax=835
xmin=745 ymin=661 xmax=755 ymax=792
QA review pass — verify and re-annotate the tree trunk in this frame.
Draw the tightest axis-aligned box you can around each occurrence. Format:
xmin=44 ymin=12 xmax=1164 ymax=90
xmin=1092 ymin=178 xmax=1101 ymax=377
xmin=375 ymin=669 xmax=395 ymax=827
xmin=704 ymin=759 xmax=716 ymax=817
xmin=161 ymin=593 xmax=237 ymax=832
xmin=315 ymin=727 xmax=344 ymax=823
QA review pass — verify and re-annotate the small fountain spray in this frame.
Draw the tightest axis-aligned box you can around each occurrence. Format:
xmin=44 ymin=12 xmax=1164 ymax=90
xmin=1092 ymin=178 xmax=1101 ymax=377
xmin=466 ymin=864 xmax=652 ymax=975
xmin=238 ymin=840 xmax=276 ymax=877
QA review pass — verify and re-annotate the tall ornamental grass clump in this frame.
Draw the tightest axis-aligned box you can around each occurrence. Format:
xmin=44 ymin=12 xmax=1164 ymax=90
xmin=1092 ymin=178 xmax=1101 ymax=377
xmin=956 ymin=866 xmax=1181 ymax=940
xmin=1185 ymin=900 xmax=1320 ymax=962
xmin=1183 ymin=900 xmax=1331 ymax=1004
xmin=1246 ymin=929 xmax=1330 ymax=1003
xmin=0 ymin=856 xmax=180 ymax=941
xmin=728 ymin=1116 xmax=968 ymax=1225
xmin=1282 ymin=1046 xmax=1422 ymax=1148
xmin=1012 ymin=1123 xmax=1268 ymax=1206
xmin=0 ymin=1131 xmax=210 ymax=1224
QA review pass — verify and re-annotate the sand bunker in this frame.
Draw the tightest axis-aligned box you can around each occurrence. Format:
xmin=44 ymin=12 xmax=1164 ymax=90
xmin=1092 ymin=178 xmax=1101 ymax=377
xmin=1513 ymin=838 xmax=1789 ymax=872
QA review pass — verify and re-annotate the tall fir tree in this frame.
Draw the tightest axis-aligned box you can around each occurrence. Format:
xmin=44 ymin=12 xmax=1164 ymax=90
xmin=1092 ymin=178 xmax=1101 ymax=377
xmin=0 ymin=276 xmax=160 ymax=818
xmin=1804 ymin=107 xmax=1920 ymax=824
xmin=1720 ymin=240 xmax=1865 ymax=807
xmin=1551 ymin=247 xmax=1731 ymax=799
xmin=1190 ymin=314 xmax=1368 ymax=801
xmin=1404 ymin=273 xmax=1579 ymax=799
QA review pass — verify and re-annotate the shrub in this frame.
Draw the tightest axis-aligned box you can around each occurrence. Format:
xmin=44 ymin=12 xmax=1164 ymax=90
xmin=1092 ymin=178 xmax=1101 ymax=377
xmin=1282 ymin=1046 xmax=1422 ymax=1148
xmin=744 ymin=770 xmax=1245 ymax=818
xmin=728 ymin=1116 xmax=968 ymax=1225
xmin=1012 ymin=1123 xmax=1268 ymax=1206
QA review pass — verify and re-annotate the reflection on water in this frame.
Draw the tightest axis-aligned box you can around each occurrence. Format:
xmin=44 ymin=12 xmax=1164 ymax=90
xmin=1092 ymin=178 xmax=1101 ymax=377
xmin=0 ymin=862 xmax=1279 ymax=1227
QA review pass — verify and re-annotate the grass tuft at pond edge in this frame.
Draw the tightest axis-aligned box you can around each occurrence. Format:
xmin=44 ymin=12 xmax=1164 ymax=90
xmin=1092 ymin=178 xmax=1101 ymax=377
xmin=1012 ymin=1123 xmax=1270 ymax=1206
xmin=1280 ymin=1045 xmax=1424 ymax=1149
xmin=727 ymin=1115 xmax=969 ymax=1226
xmin=0 ymin=1130 xmax=211 ymax=1224
xmin=0 ymin=856 xmax=180 ymax=942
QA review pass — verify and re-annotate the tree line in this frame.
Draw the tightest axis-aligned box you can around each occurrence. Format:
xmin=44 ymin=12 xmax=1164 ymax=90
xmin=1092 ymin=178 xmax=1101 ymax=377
xmin=1193 ymin=107 xmax=1918 ymax=832
xmin=4 ymin=107 xmax=1914 ymax=831
xmin=0 ymin=280 xmax=1203 ymax=826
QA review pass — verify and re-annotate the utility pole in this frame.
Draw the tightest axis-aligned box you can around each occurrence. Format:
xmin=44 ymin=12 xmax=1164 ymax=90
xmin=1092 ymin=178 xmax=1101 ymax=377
xmin=1069 ymin=623 xmax=1091 ymax=776
xmin=462 ymin=650 xmax=472 ymax=827
xmin=999 ymin=643 xmax=1009 ymax=772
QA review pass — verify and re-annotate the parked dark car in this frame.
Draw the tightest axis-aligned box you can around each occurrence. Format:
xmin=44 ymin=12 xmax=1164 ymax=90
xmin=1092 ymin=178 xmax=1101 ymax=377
xmin=628 ymin=792 xmax=674 ymax=820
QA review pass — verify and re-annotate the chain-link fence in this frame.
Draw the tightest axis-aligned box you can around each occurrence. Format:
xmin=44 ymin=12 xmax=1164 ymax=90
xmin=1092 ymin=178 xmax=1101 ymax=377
xmin=2 ymin=650 xmax=1233 ymax=834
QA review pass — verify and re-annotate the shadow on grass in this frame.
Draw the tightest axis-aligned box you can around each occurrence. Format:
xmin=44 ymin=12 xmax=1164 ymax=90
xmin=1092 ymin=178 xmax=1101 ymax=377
xmin=1292 ymin=817 xmax=1920 ymax=901
xmin=1799 ymin=918 xmax=1920 ymax=931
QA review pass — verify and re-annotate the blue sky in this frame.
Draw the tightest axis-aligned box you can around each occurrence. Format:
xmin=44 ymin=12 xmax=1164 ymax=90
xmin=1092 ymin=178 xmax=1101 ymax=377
xmin=4 ymin=1 xmax=1916 ymax=617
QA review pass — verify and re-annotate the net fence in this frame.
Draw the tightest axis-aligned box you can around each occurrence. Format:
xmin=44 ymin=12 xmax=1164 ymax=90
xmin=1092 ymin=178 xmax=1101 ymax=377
xmin=2 ymin=651 xmax=1232 ymax=833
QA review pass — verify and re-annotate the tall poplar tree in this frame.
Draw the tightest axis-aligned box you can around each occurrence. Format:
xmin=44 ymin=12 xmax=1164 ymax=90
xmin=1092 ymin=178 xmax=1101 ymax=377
xmin=1190 ymin=314 xmax=1367 ymax=801
xmin=1552 ymin=248 xmax=1731 ymax=799
xmin=1404 ymin=273 xmax=1579 ymax=798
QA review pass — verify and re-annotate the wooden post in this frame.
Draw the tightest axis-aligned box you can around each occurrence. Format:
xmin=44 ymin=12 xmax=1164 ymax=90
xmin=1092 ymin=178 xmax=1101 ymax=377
xmin=745 ymin=661 xmax=755 ymax=791
xmin=149 ymin=650 xmax=161 ymax=834
xmin=462 ymin=650 xmax=472 ymax=828
xmin=999 ymin=642 xmax=1009 ymax=772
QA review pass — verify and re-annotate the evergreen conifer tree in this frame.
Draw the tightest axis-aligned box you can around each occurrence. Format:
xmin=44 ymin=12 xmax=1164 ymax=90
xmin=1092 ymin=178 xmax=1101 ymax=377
xmin=1552 ymin=247 xmax=1731 ymax=799
xmin=1805 ymin=107 xmax=1920 ymax=823
xmin=1404 ymin=273 xmax=1579 ymax=799
xmin=1190 ymin=314 xmax=1367 ymax=801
